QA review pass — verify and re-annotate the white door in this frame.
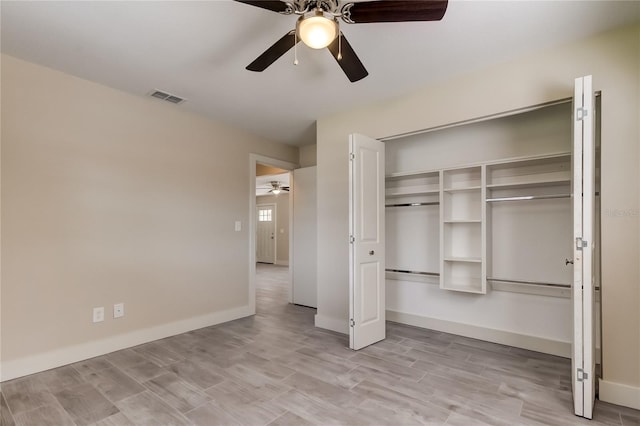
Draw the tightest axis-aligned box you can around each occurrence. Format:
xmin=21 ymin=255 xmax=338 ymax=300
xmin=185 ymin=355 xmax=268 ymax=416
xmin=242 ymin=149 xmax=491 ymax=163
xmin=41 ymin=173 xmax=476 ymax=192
xmin=292 ymin=166 xmax=317 ymax=308
xmin=349 ymin=133 xmax=385 ymax=350
xmin=572 ymin=75 xmax=596 ymax=419
xmin=256 ymin=204 xmax=276 ymax=264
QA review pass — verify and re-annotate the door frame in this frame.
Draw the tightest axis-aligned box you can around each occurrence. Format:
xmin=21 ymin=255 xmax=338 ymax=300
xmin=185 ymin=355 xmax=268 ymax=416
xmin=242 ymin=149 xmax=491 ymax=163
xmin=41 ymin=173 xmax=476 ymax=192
xmin=249 ymin=154 xmax=298 ymax=313
xmin=256 ymin=202 xmax=277 ymax=264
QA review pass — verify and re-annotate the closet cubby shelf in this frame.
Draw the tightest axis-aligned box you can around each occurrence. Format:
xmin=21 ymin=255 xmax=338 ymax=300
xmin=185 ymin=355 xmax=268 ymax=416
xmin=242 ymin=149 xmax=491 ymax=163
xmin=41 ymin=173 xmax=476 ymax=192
xmin=444 ymin=219 xmax=481 ymax=224
xmin=444 ymin=257 xmax=482 ymax=263
xmin=441 ymin=278 xmax=485 ymax=294
xmin=443 ymin=186 xmax=481 ymax=192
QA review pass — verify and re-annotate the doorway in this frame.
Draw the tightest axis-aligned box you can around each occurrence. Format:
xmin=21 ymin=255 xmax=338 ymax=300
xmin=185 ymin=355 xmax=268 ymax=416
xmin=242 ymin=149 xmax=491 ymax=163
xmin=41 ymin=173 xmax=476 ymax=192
xmin=249 ymin=155 xmax=297 ymax=313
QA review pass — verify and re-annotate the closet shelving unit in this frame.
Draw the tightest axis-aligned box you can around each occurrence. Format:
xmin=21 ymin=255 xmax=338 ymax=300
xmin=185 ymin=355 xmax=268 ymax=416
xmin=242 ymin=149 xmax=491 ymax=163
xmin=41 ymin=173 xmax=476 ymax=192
xmin=385 ymin=153 xmax=575 ymax=295
xmin=440 ymin=166 xmax=486 ymax=293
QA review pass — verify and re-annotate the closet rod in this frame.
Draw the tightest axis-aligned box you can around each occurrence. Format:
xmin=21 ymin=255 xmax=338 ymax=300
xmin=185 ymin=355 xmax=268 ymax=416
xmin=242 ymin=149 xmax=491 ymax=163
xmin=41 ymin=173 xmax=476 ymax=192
xmin=488 ymin=277 xmax=570 ymax=289
xmin=386 ymin=268 xmax=440 ymax=277
xmin=486 ymin=194 xmax=570 ymax=203
xmin=385 ymin=202 xmax=440 ymax=208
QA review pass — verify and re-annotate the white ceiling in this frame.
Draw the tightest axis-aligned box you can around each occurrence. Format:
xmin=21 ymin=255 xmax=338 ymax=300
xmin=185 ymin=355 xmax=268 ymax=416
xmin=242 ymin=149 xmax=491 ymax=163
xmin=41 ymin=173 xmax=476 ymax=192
xmin=2 ymin=1 xmax=639 ymax=147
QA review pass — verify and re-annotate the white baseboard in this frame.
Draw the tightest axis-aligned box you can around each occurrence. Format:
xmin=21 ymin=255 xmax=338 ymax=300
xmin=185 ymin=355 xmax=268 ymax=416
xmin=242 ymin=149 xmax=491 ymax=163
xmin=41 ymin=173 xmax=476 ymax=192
xmin=314 ymin=314 xmax=348 ymax=334
xmin=0 ymin=305 xmax=253 ymax=382
xmin=387 ymin=310 xmax=571 ymax=358
xmin=599 ymin=379 xmax=640 ymax=410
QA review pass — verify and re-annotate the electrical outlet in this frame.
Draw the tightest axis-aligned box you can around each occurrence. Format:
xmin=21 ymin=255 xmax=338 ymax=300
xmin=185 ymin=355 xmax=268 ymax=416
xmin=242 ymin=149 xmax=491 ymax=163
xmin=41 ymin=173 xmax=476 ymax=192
xmin=113 ymin=303 xmax=124 ymax=319
xmin=93 ymin=307 xmax=104 ymax=323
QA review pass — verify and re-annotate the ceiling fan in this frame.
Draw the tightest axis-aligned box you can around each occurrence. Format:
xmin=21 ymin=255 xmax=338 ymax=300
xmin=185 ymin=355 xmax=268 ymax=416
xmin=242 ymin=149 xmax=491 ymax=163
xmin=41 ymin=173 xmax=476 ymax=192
xmin=259 ymin=181 xmax=290 ymax=195
xmin=235 ymin=0 xmax=448 ymax=82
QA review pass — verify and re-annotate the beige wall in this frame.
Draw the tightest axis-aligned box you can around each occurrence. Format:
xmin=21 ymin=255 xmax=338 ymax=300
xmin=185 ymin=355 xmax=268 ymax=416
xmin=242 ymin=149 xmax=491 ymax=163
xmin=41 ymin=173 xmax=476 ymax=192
xmin=299 ymin=144 xmax=317 ymax=167
xmin=316 ymin=24 xmax=640 ymax=407
xmin=0 ymin=54 xmax=298 ymax=379
xmin=256 ymin=193 xmax=290 ymax=265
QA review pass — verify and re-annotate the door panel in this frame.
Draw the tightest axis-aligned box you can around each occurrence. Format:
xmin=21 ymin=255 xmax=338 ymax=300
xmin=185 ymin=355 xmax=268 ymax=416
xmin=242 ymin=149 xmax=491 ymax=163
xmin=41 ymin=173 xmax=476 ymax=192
xmin=360 ymin=262 xmax=380 ymax=324
xmin=572 ymin=75 xmax=595 ymax=419
xmin=349 ymin=133 xmax=385 ymax=350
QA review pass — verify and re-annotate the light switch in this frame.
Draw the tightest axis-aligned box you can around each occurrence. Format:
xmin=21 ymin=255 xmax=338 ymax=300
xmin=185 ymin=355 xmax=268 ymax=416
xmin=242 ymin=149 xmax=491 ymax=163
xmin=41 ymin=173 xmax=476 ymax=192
xmin=235 ymin=221 xmax=242 ymax=232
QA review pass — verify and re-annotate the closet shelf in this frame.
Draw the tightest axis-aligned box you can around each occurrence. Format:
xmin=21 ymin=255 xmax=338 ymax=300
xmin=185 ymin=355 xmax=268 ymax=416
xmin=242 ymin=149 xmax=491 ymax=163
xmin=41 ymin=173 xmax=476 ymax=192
xmin=444 ymin=256 xmax=482 ymax=263
xmin=487 ymin=194 xmax=571 ymax=202
xmin=386 ymin=202 xmax=439 ymax=208
xmin=443 ymin=186 xmax=481 ymax=193
xmin=386 ymin=268 xmax=440 ymax=277
xmin=386 ymin=171 xmax=439 ymax=180
xmin=386 ymin=189 xmax=439 ymax=198
xmin=443 ymin=219 xmax=481 ymax=224
xmin=441 ymin=278 xmax=485 ymax=294
xmin=487 ymin=178 xmax=571 ymax=190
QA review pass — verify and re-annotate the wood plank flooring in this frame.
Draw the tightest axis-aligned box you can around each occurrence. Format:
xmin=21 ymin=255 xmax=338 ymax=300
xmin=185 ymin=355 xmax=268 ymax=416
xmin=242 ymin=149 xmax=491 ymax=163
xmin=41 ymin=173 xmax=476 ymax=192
xmin=1 ymin=264 xmax=639 ymax=425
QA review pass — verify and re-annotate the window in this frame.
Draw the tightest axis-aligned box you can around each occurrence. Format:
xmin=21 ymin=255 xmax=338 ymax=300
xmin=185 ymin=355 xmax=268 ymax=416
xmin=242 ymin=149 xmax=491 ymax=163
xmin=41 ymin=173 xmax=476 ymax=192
xmin=258 ymin=209 xmax=272 ymax=222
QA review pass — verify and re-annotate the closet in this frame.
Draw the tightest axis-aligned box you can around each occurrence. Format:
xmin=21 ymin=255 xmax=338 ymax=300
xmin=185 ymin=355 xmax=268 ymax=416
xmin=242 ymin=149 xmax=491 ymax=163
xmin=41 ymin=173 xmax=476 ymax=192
xmin=383 ymin=99 xmax=599 ymax=352
xmin=348 ymin=76 xmax=599 ymax=419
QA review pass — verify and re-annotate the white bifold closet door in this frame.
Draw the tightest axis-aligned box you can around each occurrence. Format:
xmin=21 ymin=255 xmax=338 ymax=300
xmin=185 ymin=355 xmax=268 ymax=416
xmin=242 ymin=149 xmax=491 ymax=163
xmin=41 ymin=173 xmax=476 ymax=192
xmin=572 ymin=75 xmax=596 ymax=419
xmin=348 ymin=133 xmax=386 ymax=350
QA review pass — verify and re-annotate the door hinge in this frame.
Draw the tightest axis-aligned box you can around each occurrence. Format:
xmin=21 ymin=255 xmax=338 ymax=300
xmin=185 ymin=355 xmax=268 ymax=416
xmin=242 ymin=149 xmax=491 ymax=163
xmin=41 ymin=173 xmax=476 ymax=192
xmin=349 ymin=153 xmax=355 ymax=161
xmin=576 ymin=107 xmax=588 ymax=121
xmin=577 ymin=368 xmax=589 ymax=382
xmin=349 ymin=235 xmax=355 ymax=244
xmin=576 ymin=237 xmax=588 ymax=250
xmin=349 ymin=318 xmax=355 ymax=327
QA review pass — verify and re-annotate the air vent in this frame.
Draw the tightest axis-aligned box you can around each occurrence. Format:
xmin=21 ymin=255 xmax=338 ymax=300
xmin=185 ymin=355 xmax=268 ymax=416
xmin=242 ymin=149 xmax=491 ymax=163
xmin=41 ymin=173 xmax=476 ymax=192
xmin=149 ymin=89 xmax=186 ymax=105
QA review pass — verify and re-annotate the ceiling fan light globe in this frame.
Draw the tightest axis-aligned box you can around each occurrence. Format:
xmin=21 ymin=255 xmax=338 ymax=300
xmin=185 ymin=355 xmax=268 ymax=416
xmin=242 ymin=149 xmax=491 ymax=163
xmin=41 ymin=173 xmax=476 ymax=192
xmin=272 ymin=189 xmax=281 ymax=195
xmin=297 ymin=11 xmax=337 ymax=49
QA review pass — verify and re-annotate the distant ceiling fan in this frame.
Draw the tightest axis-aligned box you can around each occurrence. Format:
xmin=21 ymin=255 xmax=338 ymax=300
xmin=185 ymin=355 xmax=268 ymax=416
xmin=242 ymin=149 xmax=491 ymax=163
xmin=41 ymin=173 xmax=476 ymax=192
xmin=235 ymin=0 xmax=448 ymax=82
xmin=259 ymin=181 xmax=290 ymax=195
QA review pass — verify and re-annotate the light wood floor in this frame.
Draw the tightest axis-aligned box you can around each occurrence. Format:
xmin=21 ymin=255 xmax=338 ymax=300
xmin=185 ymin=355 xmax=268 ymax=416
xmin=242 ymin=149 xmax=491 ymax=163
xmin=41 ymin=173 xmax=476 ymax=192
xmin=1 ymin=264 xmax=639 ymax=425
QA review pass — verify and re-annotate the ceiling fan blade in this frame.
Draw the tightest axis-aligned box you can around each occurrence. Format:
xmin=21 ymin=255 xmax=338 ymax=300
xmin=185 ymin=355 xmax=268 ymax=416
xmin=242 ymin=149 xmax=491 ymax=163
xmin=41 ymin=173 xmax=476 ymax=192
xmin=247 ymin=30 xmax=299 ymax=72
xmin=327 ymin=34 xmax=368 ymax=83
xmin=234 ymin=0 xmax=291 ymax=14
xmin=343 ymin=0 xmax=448 ymax=24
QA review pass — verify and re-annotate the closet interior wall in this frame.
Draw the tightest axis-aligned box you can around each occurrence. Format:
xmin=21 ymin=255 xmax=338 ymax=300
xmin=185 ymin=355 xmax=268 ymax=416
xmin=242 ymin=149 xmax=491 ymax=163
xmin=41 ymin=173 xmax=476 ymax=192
xmin=384 ymin=101 xmax=600 ymax=357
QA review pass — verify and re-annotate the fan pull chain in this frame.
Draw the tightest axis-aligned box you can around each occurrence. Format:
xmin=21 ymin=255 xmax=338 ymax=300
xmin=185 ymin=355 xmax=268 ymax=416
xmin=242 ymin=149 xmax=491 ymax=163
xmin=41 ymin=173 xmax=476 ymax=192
xmin=337 ymin=32 xmax=342 ymax=60
xmin=294 ymin=31 xmax=299 ymax=65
